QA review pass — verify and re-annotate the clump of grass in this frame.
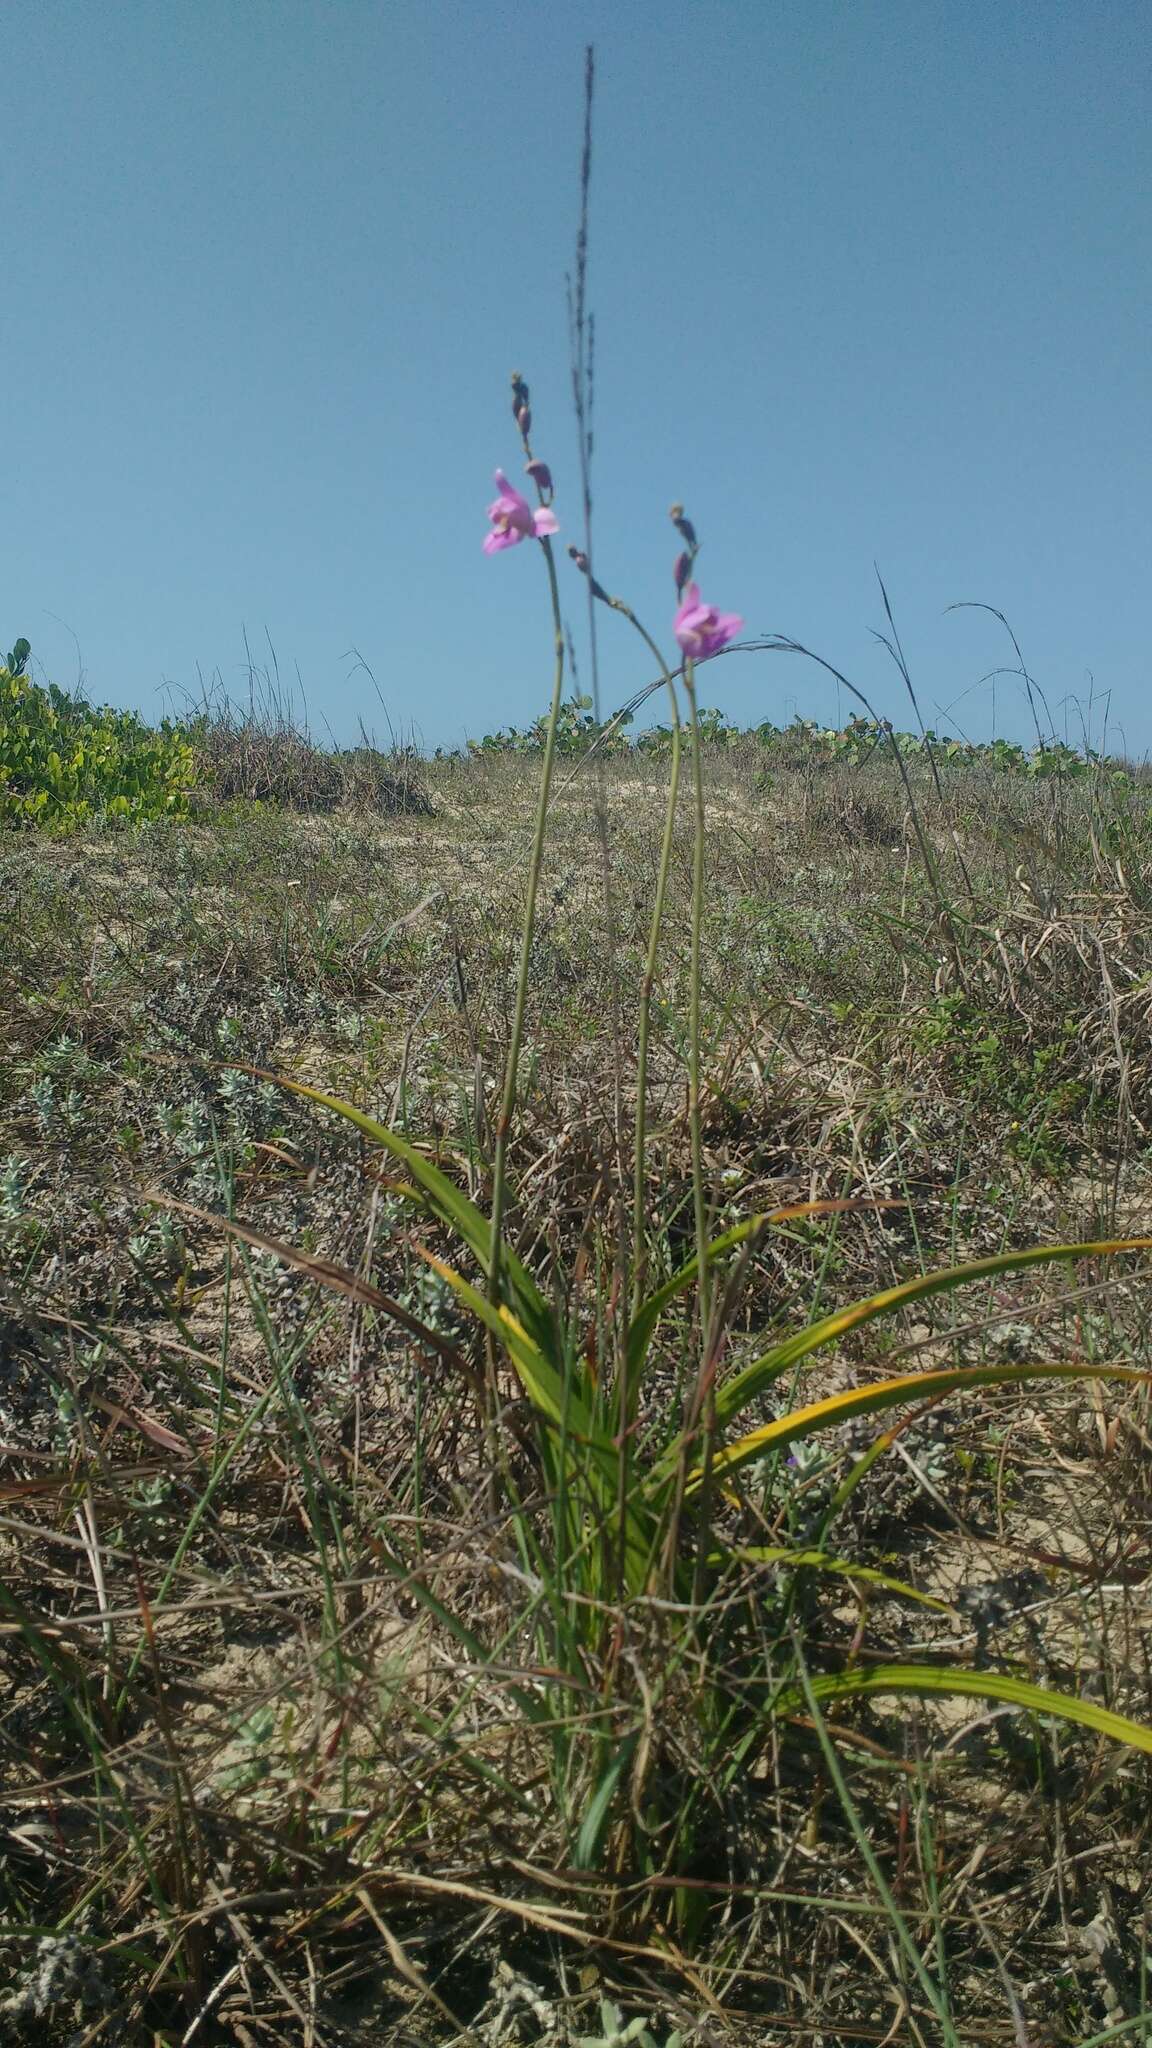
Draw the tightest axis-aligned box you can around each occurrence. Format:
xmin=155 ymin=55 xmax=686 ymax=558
xmin=184 ymin=663 xmax=433 ymax=816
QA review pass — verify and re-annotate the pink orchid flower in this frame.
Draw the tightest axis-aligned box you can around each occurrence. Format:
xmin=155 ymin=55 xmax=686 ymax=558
xmin=673 ymin=584 xmax=743 ymax=660
xmin=483 ymin=470 xmax=559 ymax=554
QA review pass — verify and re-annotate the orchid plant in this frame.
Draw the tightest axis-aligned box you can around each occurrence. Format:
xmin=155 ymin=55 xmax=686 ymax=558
xmin=251 ymin=373 xmax=1152 ymax=1901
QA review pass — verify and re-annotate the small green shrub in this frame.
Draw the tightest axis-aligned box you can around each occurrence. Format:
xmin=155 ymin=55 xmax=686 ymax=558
xmin=0 ymin=652 xmax=196 ymax=830
xmin=468 ymin=691 xmax=635 ymax=755
xmin=467 ymin=701 xmax=1140 ymax=780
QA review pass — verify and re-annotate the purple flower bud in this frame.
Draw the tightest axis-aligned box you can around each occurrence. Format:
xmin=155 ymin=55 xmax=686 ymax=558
xmin=673 ymin=551 xmax=691 ymax=595
xmin=516 ymin=404 xmax=532 ymax=438
xmin=567 ymin=545 xmax=612 ymax=604
xmin=525 ymin=459 xmax=553 ymax=495
xmin=670 ymin=502 xmax=698 ymax=549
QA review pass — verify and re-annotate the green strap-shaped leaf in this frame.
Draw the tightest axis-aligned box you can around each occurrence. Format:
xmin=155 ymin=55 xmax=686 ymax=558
xmin=672 ymin=1360 xmax=1151 ymax=1494
xmin=779 ymin=1662 xmax=1152 ymax=1755
xmin=626 ymin=1213 xmax=769 ymax=1381
xmin=713 ymin=1236 xmax=1152 ymax=1430
xmin=419 ymin=1251 xmax=659 ymax=1592
xmin=417 ymin=1248 xmax=620 ymax=1487
xmin=718 ymin=1545 xmax=952 ymax=1610
xmin=572 ymin=1731 xmax=639 ymax=1869
xmin=626 ymin=1199 xmax=893 ymax=1393
xmin=247 ymin=1069 xmax=558 ymax=1356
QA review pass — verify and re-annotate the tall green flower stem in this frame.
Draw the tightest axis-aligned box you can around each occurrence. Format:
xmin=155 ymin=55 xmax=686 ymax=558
xmin=682 ymin=654 xmax=712 ymax=1347
xmin=488 ymin=533 xmax=566 ymax=1307
xmin=563 ymin=562 xmax=685 ymax=1325
xmin=573 ymin=556 xmax=713 ymax=1595
xmin=584 ymin=603 xmax=684 ymax=1323
xmin=631 ymin=643 xmax=682 ymax=1317
xmin=562 ymin=563 xmax=684 ymax=1607
xmin=682 ymin=652 xmax=719 ymax=1598
xmin=623 ymin=629 xmax=682 ymax=1607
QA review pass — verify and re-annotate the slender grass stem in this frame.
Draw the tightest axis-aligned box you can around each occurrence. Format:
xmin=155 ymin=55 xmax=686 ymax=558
xmin=788 ymin=1627 xmax=962 ymax=2048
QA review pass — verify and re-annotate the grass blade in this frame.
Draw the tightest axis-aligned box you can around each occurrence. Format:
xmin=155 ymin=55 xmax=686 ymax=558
xmin=713 ymin=1237 xmax=1152 ymax=1429
xmin=243 ymin=1066 xmax=558 ymax=1352
xmin=677 ymin=1360 xmax=1150 ymax=1492
xmin=722 ymin=1546 xmax=952 ymax=1611
xmin=626 ymin=1200 xmax=899 ymax=1385
xmin=784 ymin=1662 xmax=1152 ymax=1754
xmin=573 ymin=1732 xmax=639 ymax=1869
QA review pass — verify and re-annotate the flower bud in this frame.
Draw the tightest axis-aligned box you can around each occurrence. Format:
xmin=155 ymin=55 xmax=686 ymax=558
xmin=525 ymin=459 xmax=553 ymax=496
xmin=567 ymin=545 xmax=611 ymax=605
xmin=511 ymin=372 xmax=530 ymax=419
xmin=673 ymin=551 xmax=691 ymax=594
xmin=516 ymin=404 xmax=532 ymax=438
xmin=670 ymin=503 xmax=697 ymax=548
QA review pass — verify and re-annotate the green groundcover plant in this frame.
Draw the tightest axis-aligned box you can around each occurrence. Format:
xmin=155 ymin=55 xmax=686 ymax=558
xmin=0 ymin=642 xmax=196 ymax=828
xmin=468 ymin=702 xmax=1137 ymax=778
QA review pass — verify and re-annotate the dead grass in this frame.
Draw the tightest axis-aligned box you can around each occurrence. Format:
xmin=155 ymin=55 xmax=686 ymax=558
xmin=1 ymin=743 xmax=1151 ymax=2042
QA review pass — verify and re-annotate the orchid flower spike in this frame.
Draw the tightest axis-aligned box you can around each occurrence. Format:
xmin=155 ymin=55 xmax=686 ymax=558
xmin=673 ymin=584 xmax=743 ymax=660
xmin=483 ymin=470 xmax=559 ymax=554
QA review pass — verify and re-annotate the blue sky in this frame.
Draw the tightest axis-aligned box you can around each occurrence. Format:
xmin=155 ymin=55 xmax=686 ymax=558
xmin=5 ymin=0 xmax=1149 ymax=754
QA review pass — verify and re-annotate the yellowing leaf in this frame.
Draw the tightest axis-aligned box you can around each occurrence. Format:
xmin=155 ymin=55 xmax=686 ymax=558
xmin=781 ymin=1662 xmax=1152 ymax=1755
xmin=680 ymin=1359 xmax=1151 ymax=1494
xmin=712 ymin=1237 xmax=1152 ymax=1432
